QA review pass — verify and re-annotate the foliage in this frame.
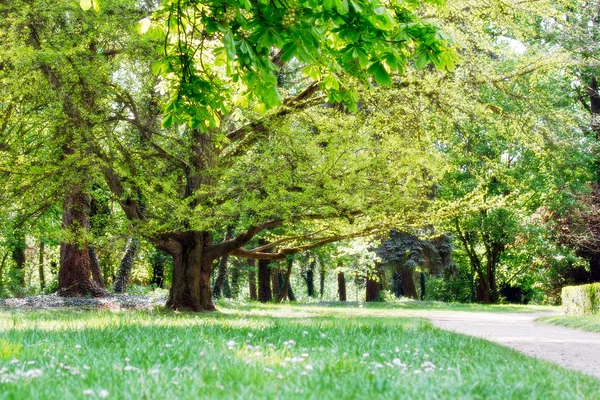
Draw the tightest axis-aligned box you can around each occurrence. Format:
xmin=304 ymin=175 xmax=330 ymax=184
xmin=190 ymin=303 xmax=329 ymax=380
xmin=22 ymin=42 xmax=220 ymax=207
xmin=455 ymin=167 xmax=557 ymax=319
xmin=562 ymin=283 xmax=600 ymax=315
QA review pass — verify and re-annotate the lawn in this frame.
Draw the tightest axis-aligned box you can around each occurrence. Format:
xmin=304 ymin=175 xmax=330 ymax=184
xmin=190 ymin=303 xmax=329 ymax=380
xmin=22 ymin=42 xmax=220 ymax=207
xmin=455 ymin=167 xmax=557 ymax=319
xmin=0 ymin=302 xmax=596 ymax=400
xmin=539 ymin=314 xmax=600 ymax=333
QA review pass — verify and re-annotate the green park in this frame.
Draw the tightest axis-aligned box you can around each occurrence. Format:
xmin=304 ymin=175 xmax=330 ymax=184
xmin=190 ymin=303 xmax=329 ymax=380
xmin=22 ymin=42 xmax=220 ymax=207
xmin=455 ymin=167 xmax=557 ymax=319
xmin=2 ymin=0 xmax=600 ymax=398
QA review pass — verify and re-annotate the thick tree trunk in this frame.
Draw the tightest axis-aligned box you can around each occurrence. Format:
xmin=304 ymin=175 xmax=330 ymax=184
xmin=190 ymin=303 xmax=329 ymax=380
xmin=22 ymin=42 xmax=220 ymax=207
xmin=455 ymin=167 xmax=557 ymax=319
xmin=400 ymin=268 xmax=417 ymax=299
xmin=58 ymin=187 xmax=105 ymax=297
xmin=248 ymin=259 xmax=257 ymax=300
xmin=113 ymin=237 xmax=138 ymax=294
xmin=162 ymin=232 xmax=215 ymax=312
xmin=365 ymin=275 xmax=380 ymax=302
xmin=258 ymin=258 xmax=272 ymax=302
xmin=337 ymin=271 xmax=346 ymax=301
xmin=475 ymin=273 xmax=490 ymax=303
xmin=88 ymin=247 xmax=105 ymax=287
xmin=38 ymin=241 xmax=45 ymax=291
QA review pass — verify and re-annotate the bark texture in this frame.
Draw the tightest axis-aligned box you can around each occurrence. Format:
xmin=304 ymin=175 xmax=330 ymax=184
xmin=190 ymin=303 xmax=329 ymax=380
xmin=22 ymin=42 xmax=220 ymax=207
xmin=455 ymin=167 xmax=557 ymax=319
xmin=88 ymin=247 xmax=105 ymax=287
xmin=258 ymin=258 xmax=272 ymax=302
xmin=58 ymin=187 xmax=105 ymax=297
xmin=365 ymin=275 xmax=380 ymax=302
xmin=113 ymin=237 xmax=138 ymax=294
xmin=337 ymin=271 xmax=346 ymax=301
xmin=248 ymin=259 xmax=257 ymax=300
xmin=160 ymin=232 xmax=216 ymax=311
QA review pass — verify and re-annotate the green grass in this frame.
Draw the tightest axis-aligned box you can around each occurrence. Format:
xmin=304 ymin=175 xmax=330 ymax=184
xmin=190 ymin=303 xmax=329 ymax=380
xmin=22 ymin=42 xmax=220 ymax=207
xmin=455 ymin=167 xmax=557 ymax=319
xmin=0 ymin=303 xmax=596 ymax=400
xmin=539 ymin=314 xmax=600 ymax=333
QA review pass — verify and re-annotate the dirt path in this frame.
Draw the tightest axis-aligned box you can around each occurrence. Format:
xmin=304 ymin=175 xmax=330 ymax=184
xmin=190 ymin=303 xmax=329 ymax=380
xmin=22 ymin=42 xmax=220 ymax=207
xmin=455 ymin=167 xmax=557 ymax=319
xmin=426 ymin=311 xmax=600 ymax=379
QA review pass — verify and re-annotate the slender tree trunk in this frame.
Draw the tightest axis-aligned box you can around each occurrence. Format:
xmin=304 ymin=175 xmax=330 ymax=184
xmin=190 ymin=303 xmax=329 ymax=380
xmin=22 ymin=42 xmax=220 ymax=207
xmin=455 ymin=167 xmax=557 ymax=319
xmin=258 ymin=258 xmax=272 ymax=302
xmin=365 ymin=274 xmax=379 ymax=302
xmin=230 ymin=259 xmax=241 ymax=298
xmin=302 ymin=259 xmax=316 ymax=297
xmin=392 ymin=268 xmax=402 ymax=298
xmin=0 ymin=251 xmax=8 ymax=292
xmin=58 ymin=187 xmax=105 ymax=297
xmin=400 ymin=268 xmax=417 ymax=299
xmin=113 ymin=237 xmax=138 ymax=294
xmin=38 ymin=241 xmax=45 ymax=291
xmin=213 ymin=253 xmax=231 ymax=298
xmin=11 ymin=232 xmax=26 ymax=287
xmin=419 ymin=272 xmax=426 ymax=300
xmin=248 ymin=259 xmax=257 ymax=300
xmin=277 ymin=258 xmax=294 ymax=302
xmin=88 ymin=247 xmax=105 ymax=287
xmin=160 ymin=232 xmax=215 ymax=312
xmin=271 ymin=266 xmax=280 ymax=300
xmin=337 ymin=271 xmax=346 ymax=301
xmin=319 ymin=261 xmax=325 ymax=298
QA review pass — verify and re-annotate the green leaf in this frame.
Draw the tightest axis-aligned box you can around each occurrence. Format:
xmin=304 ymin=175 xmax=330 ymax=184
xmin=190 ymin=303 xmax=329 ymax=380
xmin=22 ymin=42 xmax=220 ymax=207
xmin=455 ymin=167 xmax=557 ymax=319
xmin=281 ymin=41 xmax=298 ymax=62
xmin=80 ymin=0 xmax=92 ymax=11
xmin=415 ymin=51 xmax=429 ymax=69
xmin=224 ymin=31 xmax=236 ymax=60
xmin=335 ymin=0 xmax=349 ymax=14
xmin=367 ymin=62 xmax=392 ymax=86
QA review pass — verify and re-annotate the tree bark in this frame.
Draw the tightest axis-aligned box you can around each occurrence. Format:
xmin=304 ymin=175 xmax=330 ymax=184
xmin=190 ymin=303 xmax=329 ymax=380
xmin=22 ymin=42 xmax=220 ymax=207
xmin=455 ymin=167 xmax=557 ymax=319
xmin=277 ymin=258 xmax=294 ymax=302
xmin=400 ymin=268 xmax=417 ymax=299
xmin=258 ymin=258 xmax=272 ymax=302
xmin=160 ymin=231 xmax=216 ymax=312
xmin=88 ymin=247 xmax=105 ymax=288
xmin=337 ymin=271 xmax=346 ymax=301
xmin=213 ymin=253 xmax=231 ymax=298
xmin=302 ymin=259 xmax=316 ymax=297
xmin=38 ymin=241 xmax=45 ymax=291
xmin=11 ymin=231 xmax=26 ymax=287
xmin=319 ymin=260 xmax=325 ymax=298
xmin=271 ymin=266 xmax=280 ymax=300
xmin=230 ymin=259 xmax=241 ymax=298
xmin=113 ymin=237 xmax=138 ymax=294
xmin=58 ymin=187 xmax=105 ymax=297
xmin=248 ymin=259 xmax=257 ymax=300
xmin=365 ymin=274 xmax=379 ymax=302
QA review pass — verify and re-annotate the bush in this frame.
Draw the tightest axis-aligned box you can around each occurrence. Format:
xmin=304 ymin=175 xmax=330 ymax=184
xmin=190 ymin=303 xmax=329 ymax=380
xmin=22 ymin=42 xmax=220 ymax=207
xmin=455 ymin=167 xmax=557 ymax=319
xmin=562 ymin=283 xmax=600 ymax=315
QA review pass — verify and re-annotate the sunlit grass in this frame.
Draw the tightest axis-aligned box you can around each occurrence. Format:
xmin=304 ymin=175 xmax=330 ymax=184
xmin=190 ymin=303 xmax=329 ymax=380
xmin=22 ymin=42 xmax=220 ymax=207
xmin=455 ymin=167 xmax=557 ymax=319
xmin=539 ymin=314 xmax=600 ymax=333
xmin=0 ymin=303 xmax=595 ymax=399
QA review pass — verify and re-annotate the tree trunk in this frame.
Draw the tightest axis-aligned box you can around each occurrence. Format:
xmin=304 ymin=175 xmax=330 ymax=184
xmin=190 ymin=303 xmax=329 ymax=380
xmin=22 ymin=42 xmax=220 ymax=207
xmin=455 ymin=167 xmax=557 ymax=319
xmin=213 ymin=253 xmax=231 ymax=298
xmin=58 ymin=187 xmax=105 ymax=297
xmin=88 ymin=247 xmax=105 ymax=287
xmin=475 ymin=273 xmax=490 ymax=303
xmin=302 ymin=259 xmax=316 ymax=297
xmin=277 ymin=258 xmax=294 ymax=302
xmin=113 ymin=237 xmax=138 ymax=294
xmin=248 ymin=259 xmax=257 ymax=300
xmin=271 ymin=266 xmax=280 ymax=300
xmin=161 ymin=232 xmax=215 ymax=312
xmin=38 ymin=241 xmax=45 ymax=291
xmin=392 ymin=269 xmax=402 ymax=298
xmin=337 ymin=271 xmax=346 ymax=301
xmin=319 ymin=261 xmax=325 ymax=298
xmin=258 ymin=258 xmax=272 ymax=302
xmin=11 ymin=231 xmax=26 ymax=287
xmin=419 ymin=272 xmax=426 ymax=300
xmin=400 ymin=268 xmax=417 ymax=299
xmin=230 ymin=259 xmax=241 ymax=298
xmin=365 ymin=275 xmax=379 ymax=302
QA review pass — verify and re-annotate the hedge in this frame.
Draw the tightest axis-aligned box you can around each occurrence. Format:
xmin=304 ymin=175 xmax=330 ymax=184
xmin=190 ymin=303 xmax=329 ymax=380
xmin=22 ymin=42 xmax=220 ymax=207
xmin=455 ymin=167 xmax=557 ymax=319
xmin=562 ymin=283 xmax=600 ymax=315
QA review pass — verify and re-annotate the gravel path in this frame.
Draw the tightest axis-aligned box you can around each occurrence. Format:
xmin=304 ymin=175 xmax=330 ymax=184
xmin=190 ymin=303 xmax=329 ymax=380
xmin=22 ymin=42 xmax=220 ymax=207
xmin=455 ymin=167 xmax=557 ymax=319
xmin=0 ymin=293 xmax=166 ymax=310
xmin=427 ymin=311 xmax=600 ymax=379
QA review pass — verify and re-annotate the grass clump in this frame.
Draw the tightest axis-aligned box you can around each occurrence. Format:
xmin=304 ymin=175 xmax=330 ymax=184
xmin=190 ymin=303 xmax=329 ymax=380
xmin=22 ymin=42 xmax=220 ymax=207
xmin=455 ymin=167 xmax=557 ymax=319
xmin=0 ymin=303 xmax=597 ymax=399
xmin=539 ymin=314 xmax=600 ymax=333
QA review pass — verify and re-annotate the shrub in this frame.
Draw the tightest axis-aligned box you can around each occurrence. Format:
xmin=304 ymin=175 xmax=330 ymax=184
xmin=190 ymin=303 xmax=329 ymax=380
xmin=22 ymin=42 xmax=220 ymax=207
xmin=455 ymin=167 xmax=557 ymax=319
xmin=562 ymin=283 xmax=600 ymax=315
